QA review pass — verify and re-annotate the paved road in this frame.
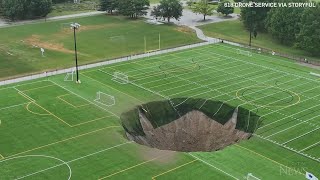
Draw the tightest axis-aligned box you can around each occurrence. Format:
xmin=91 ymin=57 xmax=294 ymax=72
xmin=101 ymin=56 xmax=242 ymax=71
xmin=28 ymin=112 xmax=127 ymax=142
xmin=0 ymin=11 xmax=105 ymax=28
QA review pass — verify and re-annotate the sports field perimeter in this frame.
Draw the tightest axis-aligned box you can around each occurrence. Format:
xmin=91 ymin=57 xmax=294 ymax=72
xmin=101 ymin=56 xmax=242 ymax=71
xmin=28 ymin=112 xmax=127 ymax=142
xmin=0 ymin=43 xmax=319 ymax=179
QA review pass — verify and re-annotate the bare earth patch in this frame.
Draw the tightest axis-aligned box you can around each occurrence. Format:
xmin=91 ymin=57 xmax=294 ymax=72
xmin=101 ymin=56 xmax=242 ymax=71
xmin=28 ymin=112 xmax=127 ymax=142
xmin=127 ymin=109 xmax=251 ymax=152
xmin=175 ymin=26 xmax=194 ymax=34
xmin=25 ymin=35 xmax=74 ymax=54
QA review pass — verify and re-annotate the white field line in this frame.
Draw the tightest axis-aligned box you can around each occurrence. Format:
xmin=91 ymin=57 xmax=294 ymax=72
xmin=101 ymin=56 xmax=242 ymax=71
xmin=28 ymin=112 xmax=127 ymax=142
xmin=188 ymin=153 xmax=239 ymax=180
xmin=170 ymin=71 xmax=281 ymax=109
xmin=211 ymin=45 xmax=320 ymax=103
xmin=49 ymin=80 xmax=120 ymax=118
xmin=102 ymin=56 xmax=222 ymax=84
xmin=143 ymin=59 xmax=245 ymax=88
xmin=129 ymin=57 xmax=222 ymax=82
xmin=0 ymin=80 xmax=50 ymax=92
xmin=158 ymin=65 xmax=256 ymax=93
xmin=256 ymin=86 xmax=320 ymax=128
xmin=106 ymin=47 xmax=216 ymax=75
xmin=195 ymin=74 xmax=299 ymax=110
xmin=194 ymin=47 xmax=320 ymax=126
xmin=166 ymin=68 xmax=271 ymax=97
xmin=1 ymin=42 xmax=214 ymax=86
xmin=126 ymin=56 xmax=223 ymax=78
xmin=0 ymin=102 xmax=32 ymax=111
xmin=107 ymin=46 xmax=211 ymax=71
xmin=283 ymin=128 xmax=320 ymax=146
xmin=258 ymin=97 xmax=320 ymax=130
xmin=14 ymin=141 xmax=132 ymax=180
xmin=158 ymin=66 xmax=251 ymax=92
xmin=99 ymin=69 xmax=169 ymax=101
xmin=264 ymin=113 xmax=320 ymax=139
xmin=255 ymin=134 xmax=320 ymax=163
xmin=299 ymin=141 xmax=320 ymax=152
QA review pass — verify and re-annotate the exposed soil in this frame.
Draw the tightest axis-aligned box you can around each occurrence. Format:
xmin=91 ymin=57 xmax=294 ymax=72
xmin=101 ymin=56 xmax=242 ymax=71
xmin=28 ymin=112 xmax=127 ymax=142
xmin=127 ymin=109 xmax=252 ymax=152
xmin=25 ymin=35 xmax=75 ymax=54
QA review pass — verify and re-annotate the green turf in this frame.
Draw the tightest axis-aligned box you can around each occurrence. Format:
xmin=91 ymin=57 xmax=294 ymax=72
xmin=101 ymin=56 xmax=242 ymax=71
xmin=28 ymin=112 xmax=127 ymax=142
xmin=0 ymin=43 xmax=320 ymax=179
xmin=0 ymin=14 xmax=201 ymax=80
xmin=198 ymin=20 xmax=320 ymax=62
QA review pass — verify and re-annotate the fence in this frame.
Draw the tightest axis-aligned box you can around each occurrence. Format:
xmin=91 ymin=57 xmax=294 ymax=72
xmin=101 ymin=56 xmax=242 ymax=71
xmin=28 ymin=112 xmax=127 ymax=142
xmin=0 ymin=40 xmax=219 ymax=86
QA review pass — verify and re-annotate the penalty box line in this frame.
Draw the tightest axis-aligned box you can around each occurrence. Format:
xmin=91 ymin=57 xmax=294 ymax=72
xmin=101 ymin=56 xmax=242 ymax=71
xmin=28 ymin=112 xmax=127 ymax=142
xmin=14 ymin=87 xmax=73 ymax=127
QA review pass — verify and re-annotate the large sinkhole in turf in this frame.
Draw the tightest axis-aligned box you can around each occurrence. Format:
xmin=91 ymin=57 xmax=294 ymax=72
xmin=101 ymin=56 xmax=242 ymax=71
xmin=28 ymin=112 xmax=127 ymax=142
xmin=120 ymin=98 xmax=261 ymax=152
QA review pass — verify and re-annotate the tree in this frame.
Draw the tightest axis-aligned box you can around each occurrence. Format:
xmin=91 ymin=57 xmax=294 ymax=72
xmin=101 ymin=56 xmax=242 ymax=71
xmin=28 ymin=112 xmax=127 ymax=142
xmin=2 ymin=0 xmax=52 ymax=20
xmin=151 ymin=0 xmax=183 ymax=23
xmin=217 ymin=1 xmax=234 ymax=16
xmin=118 ymin=0 xmax=149 ymax=18
xmin=240 ymin=0 xmax=273 ymax=32
xmin=296 ymin=3 xmax=320 ymax=56
xmin=191 ymin=0 xmax=215 ymax=21
xmin=266 ymin=0 xmax=305 ymax=45
xmin=30 ymin=0 xmax=53 ymax=18
xmin=99 ymin=0 xmax=118 ymax=14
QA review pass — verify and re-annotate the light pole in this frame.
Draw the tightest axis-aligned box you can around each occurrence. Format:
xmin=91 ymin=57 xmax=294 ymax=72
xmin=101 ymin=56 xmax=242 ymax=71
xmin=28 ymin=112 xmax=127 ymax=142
xmin=70 ymin=23 xmax=81 ymax=83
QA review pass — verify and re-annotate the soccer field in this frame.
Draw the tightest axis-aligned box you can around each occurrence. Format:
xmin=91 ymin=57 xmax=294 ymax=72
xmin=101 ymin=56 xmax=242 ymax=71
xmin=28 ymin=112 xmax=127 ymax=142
xmin=0 ymin=43 xmax=319 ymax=179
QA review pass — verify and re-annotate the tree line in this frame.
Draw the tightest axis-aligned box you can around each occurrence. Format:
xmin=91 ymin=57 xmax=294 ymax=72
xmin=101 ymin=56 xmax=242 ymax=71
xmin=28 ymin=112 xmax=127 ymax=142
xmin=241 ymin=0 xmax=320 ymax=56
xmin=100 ymin=0 xmax=184 ymax=22
xmin=0 ymin=0 xmax=52 ymax=20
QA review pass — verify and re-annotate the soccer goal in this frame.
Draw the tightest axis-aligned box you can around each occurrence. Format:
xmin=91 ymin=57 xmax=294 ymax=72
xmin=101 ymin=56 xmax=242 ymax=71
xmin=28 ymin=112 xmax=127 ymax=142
xmin=246 ymin=173 xmax=261 ymax=180
xmin=94 ymin=91 xmax=115 ymax=106
xmin=237 ymin=49 xmax=253 ymax=57
xmin=64 ymin=69 xmax=76 ymax=82
xmin=144 ymin=33 xmax=161 ymax=53
xmin=112 ymin=72 xmax=129 ymax=84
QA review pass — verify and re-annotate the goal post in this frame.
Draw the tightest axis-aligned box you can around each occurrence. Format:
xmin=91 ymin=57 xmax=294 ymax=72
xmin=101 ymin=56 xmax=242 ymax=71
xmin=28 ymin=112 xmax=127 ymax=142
xmin=64 ymin=69 xmax=76 ymax=82
xmin=112 ymin=72 xmax=129 ymax=84
xmin=237 ymin=49 xmax=252 ymax=57
xmin=246 ymin=173 xmax=261 ymax=180
xmin=94 ymin=91 xmax=115 ymax=106
xmin=144 ymin=33 xmax=161 ymax=53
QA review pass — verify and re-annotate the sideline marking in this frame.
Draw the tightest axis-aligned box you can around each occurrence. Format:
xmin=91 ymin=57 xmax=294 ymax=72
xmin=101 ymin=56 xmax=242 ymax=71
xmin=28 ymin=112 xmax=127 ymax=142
xmin=152 ymin=160 xmax=197 ymax=180
xmin=0 ymin=154 xmax=72 ymax=180
xmin=235 ymin=144 xmax=304 ymax=176
xmin=0 ymin=154 xmax=4 ymax=159
xmin=6 ymin=126 xmax=120 ymax=159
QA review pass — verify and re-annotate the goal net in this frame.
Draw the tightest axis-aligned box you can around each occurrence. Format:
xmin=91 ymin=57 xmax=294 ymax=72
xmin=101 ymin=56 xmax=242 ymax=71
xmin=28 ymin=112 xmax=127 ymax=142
xmin=64 ymin=69 xmax=76 ymax=82
xmin=237 ymin=49 xmax=252 ymax=57
xmin=246 ymin=173 xmax=261 ymax=180
xmin=94 ymin=91 xmax=115 ymax=106
xmin=112 ymin=72 xmax=129 ymax=84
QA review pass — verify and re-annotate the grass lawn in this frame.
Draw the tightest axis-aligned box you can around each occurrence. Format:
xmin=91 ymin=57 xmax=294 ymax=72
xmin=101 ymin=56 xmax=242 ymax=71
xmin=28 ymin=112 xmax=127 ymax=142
xmin=0 ymin=15 xmax=201 ymax=80
xmin=199 ymin=20 xmax=319 ymax=61
xmin=0 ymin=43 xmax=319 ymax=179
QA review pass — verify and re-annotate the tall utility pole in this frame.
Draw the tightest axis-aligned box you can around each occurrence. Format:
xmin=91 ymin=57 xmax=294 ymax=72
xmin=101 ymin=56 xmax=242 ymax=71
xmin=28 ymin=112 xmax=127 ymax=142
xmin=71 ymin=23 xmax=81 ymax=83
